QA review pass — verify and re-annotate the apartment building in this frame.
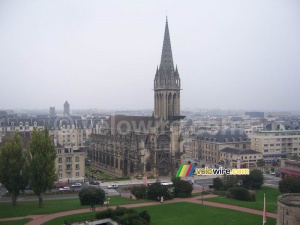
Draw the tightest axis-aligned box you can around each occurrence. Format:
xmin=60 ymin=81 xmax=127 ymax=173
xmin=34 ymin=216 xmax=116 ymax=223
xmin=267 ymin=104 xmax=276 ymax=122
xmin=193 ymin=128 xmax=251 ymax=163
xmin=251 ymin=130 xmax=300 ymax=163
xmin=55 ymin=144 xmax=86 ymax=183
xmin=220 ymin=147 xmax=263 ymax=168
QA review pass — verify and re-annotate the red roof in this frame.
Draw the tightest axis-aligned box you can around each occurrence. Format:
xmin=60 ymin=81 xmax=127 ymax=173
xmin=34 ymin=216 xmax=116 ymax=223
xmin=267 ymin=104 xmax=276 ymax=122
xmin=279 ymin=168 xmax=300 ymax=177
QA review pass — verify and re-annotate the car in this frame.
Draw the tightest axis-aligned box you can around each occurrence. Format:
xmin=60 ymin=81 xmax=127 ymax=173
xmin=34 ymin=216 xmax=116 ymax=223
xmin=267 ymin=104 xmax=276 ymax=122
xmin=107 ymin=184 xmax=118 ymax=189
xmin=90 ymin=180 xmax=100 ymax=185
xmin=271 ymin=172 xmax=276 ymax=175
xmin=59 ymin=186 xmax=71 ymax=191
xmin=54 ymin=183 xmax=69 ymax=189
xmin=71 ymin=183 xmax=82 ymax=188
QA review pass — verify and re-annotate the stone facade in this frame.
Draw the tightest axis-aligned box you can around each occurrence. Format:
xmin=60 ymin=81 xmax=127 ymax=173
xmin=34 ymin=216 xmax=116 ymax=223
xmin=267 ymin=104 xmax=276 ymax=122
xmin=277 ymin=193 xmax=300 ymax=225
xmin=88 ymin=19 xmax=184 ymax=178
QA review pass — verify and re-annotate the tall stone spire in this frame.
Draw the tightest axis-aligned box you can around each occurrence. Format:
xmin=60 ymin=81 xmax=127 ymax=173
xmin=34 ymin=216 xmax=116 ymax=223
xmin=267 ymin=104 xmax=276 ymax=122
xmin=154 ymin=18 xmax=181 ymax=120
xmin=160 ymin=17 xmax=174 ymax=71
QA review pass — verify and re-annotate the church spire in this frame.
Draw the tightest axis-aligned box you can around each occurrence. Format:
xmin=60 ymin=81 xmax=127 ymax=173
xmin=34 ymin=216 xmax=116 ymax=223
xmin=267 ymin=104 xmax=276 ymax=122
xmin=160 ymin=17 xmax=174 ymax=71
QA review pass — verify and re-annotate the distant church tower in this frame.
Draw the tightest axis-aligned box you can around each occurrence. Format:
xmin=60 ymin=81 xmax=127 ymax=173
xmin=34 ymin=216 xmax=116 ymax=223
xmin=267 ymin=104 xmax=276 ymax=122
xmin=64 ymin=101 xmax=70 ymax=116
xmin=154 ymin=18 xmax=181 ymax=121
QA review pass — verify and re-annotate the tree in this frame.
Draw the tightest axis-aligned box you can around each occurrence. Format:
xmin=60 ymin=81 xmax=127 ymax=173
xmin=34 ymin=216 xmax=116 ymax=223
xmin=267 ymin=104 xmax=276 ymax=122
xmin=130 ymin=185 xmax=146 ymax=199
xmin=171 ymin=177 xmax=193 ymax=198
xmin=241 ymin=169 xmax=264 ymax=190
xmin=79 ymin=187 xmax=106 ymax=205
xmin=213 ymin=177 xmax=223 ymax=190
xmin=0 ymin=133 xmax=28 ymax=206
xmin=146 ymin=182 xmax=173 ymax=200
xmin=257 ymin=159 xmax=265 ymax=168
xmin=279 ymin=176 xmax=300 ymax=193
xmin=27 ymin=128 xmax=57 ymax=208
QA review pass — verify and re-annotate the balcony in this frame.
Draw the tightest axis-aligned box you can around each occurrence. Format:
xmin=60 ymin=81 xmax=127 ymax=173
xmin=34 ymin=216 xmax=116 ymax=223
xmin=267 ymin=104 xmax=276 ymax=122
xmin=65 ymin=161 xmax=72 ymax=165
xmin=65 ymin=168 xmax=72 ymax=172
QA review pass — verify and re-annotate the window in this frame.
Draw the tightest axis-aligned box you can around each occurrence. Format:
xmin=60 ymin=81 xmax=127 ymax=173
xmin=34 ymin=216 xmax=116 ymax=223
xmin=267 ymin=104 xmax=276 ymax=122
xmin=58 ymin=165 xmax=62 ymax=171
xmin=75 ymin=156 xmax=79 ymax=162
xmin=76 ymin=164 xmax=80 ymax=170
xmin=76 ymin=172 xmax=79 ymax=177
xmin=58 ymin=157 xmax=62 ymax=163
xmin=66 ymin=165 xmax=72 ymax=170
xmin=59 ymin=173 xmax=62 ymax=178
xmin=235 ymin=144 xmax=239 ymax=148
xmin=57 ymin=149 xmax=61 ymax=154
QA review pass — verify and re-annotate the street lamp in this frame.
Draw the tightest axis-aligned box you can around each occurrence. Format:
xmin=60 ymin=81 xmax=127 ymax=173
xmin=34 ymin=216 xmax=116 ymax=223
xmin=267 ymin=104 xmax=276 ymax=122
xmin=201 ymin=186 xmax=204 ymax=205
xmin=106 ymin=191 xmax=110 ymax=208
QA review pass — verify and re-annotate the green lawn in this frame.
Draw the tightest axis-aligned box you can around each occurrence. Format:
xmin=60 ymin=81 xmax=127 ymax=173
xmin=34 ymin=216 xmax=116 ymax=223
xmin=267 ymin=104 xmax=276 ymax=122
xmin=43 ymin=202 xmax=276 ymax=225
xmin=205 ymin=186 xmax=280 ymax=213
xmin=0 ymin=219 xmax=31 ymax=225
xmin=0 ymin=196 xmax=151 ymax=218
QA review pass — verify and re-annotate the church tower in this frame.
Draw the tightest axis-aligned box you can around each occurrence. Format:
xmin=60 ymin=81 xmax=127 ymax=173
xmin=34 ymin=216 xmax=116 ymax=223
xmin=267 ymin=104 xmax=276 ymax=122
xmin=154 ymin=18 xmax=181 ymax=121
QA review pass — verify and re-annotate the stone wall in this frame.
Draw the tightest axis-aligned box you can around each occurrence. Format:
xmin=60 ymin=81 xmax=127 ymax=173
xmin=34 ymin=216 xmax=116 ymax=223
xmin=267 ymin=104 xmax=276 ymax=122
xmin=277 ymin=193 xmax=300 ymax=225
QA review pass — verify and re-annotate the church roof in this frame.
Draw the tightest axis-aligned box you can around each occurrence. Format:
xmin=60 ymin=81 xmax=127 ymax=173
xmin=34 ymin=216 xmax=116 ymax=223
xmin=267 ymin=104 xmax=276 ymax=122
xmin=160 ymin=17 xmax=174 ymax=72
xmin=106 ymin=115 xmax=156 ymax=132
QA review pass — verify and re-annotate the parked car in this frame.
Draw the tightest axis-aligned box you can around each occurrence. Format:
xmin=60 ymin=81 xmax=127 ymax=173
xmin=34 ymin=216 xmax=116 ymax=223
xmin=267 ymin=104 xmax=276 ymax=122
xmin=90 ymin=180 xmax=100 ymax=185
xmin=71 ymin=183 xmax=82 ymax=188
xmin=59 ymin=186 xmax=71 ymax=191
xmin=54 ymin=183 xmax=69 ymax=189
xmin=271 ymin=172 xmax=276 ymax=175
xmin=107 ymin=184 xmax=118 ymax=189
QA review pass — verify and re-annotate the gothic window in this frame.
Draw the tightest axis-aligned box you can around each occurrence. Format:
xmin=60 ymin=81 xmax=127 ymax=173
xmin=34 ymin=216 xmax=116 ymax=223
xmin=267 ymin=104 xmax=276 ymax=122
xmin=157 ymin=135 xmax=170 ymax=149
xmin=146 ymin=162 xmax=151 ymax=172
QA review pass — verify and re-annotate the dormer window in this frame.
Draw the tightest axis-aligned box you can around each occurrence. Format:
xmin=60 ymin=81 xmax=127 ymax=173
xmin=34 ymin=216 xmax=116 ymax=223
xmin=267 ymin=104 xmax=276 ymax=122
xmin=25 ymin=122 xmax=29 ymax=126
xmin=20 ymin=122 xmax=23 ymax=126
xmin=34 ymin=122 xmax=37 ymax=126
xmin=11 ymin=122 xmax=14 ymax=126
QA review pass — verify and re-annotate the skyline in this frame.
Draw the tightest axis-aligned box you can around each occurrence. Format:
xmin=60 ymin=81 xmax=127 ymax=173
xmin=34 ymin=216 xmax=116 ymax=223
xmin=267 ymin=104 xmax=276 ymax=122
xmin=1 ymin=1 xmax=300 ymax=111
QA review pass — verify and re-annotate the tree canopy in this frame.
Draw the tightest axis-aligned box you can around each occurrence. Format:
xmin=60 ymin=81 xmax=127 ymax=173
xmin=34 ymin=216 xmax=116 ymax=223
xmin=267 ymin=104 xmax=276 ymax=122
xmin=0 ymin=133 xmax=28 ymax=206
xmin=241 ymin=169 xmax=264 ymax=190
xmin=279 ymin=176 xmax=300 ymax=193
xmin=27 ymin=128 xmax=57 ymax=208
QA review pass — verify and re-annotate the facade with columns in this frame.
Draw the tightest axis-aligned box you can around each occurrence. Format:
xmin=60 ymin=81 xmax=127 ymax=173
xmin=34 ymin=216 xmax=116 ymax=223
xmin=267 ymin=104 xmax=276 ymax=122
xmin=88 ymin=19 xmax=185 ymax=178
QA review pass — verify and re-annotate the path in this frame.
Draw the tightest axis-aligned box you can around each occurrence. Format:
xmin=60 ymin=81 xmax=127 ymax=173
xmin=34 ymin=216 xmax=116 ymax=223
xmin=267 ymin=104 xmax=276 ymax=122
xmin=0 ymin=194 xmax=277 ymax=225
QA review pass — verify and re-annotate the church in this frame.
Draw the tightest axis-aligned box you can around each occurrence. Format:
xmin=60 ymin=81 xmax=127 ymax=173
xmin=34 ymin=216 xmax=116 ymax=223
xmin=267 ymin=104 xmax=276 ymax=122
xmin=88 ymin=19 xmax=185 ymax=178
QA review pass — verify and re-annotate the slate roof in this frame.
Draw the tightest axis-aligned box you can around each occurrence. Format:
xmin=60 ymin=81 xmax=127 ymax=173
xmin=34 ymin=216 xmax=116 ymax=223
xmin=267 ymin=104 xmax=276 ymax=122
xmin=106 ymin=115 xmax=156 ymax=132
xmin=220 ymin=147 xmax=261 ymax=155
xmin=195 ymin=128 xmax=249 ymax=142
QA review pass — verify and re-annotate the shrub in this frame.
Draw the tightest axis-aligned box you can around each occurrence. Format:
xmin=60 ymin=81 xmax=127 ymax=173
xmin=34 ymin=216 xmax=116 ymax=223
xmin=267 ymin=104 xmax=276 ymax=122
xmin=78 ymin=187 xmax=105 ymax=206
xmin=130 ymin=185 xmax=146 ymax=199
xmin=227 ymin=187 xmax=255 ymax=201
xmin=213 ymin=190 xmax=227 ymax=196
xmin=171 ymin=177 xmax=193 ymax=198
xmin=279 ymin=176 xmax=300 ymax=193
xmin=95 ymin=207 xmax=150 ymax=225
xmin=95 ymin=208 xmax=114 ymax=220
xmin=213 ymin=177 xmax=223 ymax=190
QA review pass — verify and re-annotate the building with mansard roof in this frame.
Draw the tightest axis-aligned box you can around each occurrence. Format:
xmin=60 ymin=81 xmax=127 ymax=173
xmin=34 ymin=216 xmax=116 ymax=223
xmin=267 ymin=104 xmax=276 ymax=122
xmin=88 ymin=19 xmax=185 ymax=178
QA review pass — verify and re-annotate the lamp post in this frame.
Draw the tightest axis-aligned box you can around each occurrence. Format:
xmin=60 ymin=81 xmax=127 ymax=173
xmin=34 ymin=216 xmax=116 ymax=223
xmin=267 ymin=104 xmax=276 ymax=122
xmin=202 ymin=186 xmax=204 ymax=205
xmin=106 ymin=191 xmax=110 ymax=208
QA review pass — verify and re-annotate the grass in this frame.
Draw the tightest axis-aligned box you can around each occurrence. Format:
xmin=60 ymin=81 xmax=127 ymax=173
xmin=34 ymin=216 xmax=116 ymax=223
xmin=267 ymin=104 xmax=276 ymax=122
xmin=0 ymin=219 xmax=32 ymax=225
xmin=43 ymin=202 xmax=276 ymax=225
xmin=205 ymin=186 xmax=280 ymax=213
xmin=0 ymin=196 xmax=151 ymax=218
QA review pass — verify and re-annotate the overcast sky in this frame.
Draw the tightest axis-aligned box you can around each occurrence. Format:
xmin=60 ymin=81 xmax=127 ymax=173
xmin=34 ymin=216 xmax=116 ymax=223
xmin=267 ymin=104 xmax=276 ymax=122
xmin=0 ymin=0 xmax=299 ymax=112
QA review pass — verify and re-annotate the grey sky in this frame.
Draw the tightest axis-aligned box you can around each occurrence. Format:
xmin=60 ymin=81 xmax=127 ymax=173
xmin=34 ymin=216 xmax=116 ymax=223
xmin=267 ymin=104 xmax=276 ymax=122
xmin=0 ymin=0 xmax=299 ymax=111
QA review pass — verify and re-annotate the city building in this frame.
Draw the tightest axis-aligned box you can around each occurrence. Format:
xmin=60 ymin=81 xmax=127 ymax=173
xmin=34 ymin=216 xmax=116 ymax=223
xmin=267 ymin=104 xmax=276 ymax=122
xmin=64 ymin=101 xmax=70 ymax=116
xmin=88 ymin=19 xmax=184 ymax=178
xmin=245 ymin=111 xmax=264 ymax=118
xmin=55 ymin=142 xmax=86 ymax=183
xmin=193 ymin=128 xmax=251 ymax=163
xmin=219 ymin=147 xmax=263 ymax=168
xmin=49 ymin=107 xmax=56 ymax=116
xmin=279 ymin=158 xmax=300 ymax=178
xmin=251 ymin=130 xmax=300 ymax=163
